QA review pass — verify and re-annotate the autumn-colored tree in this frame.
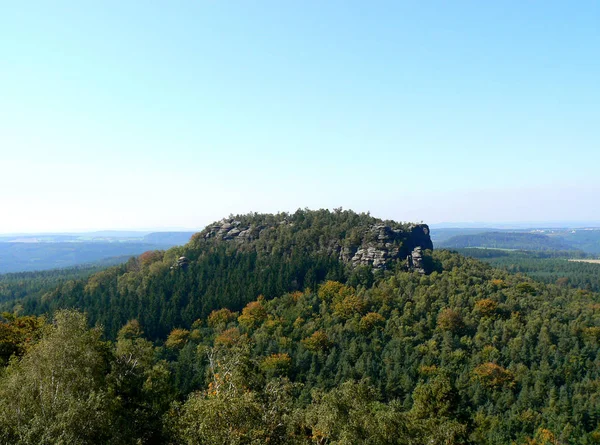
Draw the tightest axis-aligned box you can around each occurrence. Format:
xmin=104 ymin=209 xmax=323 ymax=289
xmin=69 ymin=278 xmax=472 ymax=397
xmin=473 ymin=362 xmax=514 ymax=388
xmin=490 ymin=278 xmax=506 ymax=290
xmin=260 ymin=353 xmax=292 ymax=376
xmin=165 ymin=328 xmax=191 ymax=350
xmin=238 ymin=298 xmax=268 ymax=329
xmin=520 ymin=428 xmax=560 ymax=445
xmin=359 ymin=312 xmax=386 ymax=332
xmin=437 ymin=308 xmax=464 ymax=332
xmin=207 ymin=308 xmax=237 ymax=331
xmin=214 ymin=327 xmax=245 ymax=348
xmin=0 ymin=313 xmax=46 ymax=366
xmin=302 ymin=331 xmax=332 ymax=352
xmin=317 ymin=280 xmax=355 ymax=302
xmin=332 ymin=294 xmax=366 ymax=319
xmin=139 ymin=250 xmax=165 ymax=267
xmin=474 ymin=298 xmax=498 ymax=317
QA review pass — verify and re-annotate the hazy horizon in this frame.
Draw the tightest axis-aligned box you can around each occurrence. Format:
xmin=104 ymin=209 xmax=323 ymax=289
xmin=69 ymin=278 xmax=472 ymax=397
xmin=3 ymin=216 xmax=600 ymax=236
xmin=2 ymin=2 xmax=598 ymax=232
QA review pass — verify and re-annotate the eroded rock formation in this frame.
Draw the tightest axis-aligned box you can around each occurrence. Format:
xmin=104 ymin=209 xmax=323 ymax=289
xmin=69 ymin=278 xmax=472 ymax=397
xmin=198 ymin=217 xmax=433 ymax=273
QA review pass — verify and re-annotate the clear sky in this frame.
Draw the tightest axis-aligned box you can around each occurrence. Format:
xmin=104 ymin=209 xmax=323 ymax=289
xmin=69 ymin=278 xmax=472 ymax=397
xmin=1 ymin=1 xmax=599 ymax=233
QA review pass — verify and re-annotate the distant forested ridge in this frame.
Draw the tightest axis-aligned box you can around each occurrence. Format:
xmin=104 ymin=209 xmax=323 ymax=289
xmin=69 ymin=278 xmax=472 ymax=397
xmin=440 ymin=231 xmax=576 ymax=251
xmin=0 ymin=231 xmax=196 ymax=274
xmin=0 ymin=264 xmax=109 ymax=305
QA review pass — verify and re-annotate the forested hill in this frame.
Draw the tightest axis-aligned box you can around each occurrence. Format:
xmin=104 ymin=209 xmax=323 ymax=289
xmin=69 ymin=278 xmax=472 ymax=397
xmin=440 ymin=231 xmax=575 ymax=251
xmin=20 ymin=209 xmax=434 ymax=339
xmin=3 ymin=249 xmax=600 ymax=443
xmin=2 ymin=211 xmax=600 ymax=443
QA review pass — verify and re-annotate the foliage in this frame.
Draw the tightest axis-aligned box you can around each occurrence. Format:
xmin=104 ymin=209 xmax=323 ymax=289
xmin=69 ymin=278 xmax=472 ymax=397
xmin=0 ymin=311 xmax=117 ymax=444
xmin=2 ymin=211 xmax=600 ymax=443
xmin=301 ymin=331 xmax=332 ymax=352
xmin=165 ymin=328 xmax=191 ymax=350
xmin=0 ymin=313 xmax=47 ymax=365
xmin=457 ymin=248 xmax=600 ymax=292
xmin=238 ymin=298 xmax=268 ymax=330
xmin=472 ymin=362 xmax=514 ymax=389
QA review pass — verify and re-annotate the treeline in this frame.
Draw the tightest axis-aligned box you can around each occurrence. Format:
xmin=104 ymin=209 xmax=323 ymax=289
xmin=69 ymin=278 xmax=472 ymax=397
xmin=2 ymin=250 xmax=600 ymax=444
xmin=0 ymin=265 xmax=109 ymax=305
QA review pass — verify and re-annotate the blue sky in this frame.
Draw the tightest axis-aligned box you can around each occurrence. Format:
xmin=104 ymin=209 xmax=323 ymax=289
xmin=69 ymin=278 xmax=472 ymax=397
xmin=1 ymin=1 xmax=599 ymax=232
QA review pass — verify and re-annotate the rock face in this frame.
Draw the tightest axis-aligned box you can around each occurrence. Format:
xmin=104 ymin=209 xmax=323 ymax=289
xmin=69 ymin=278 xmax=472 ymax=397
xmin=197 ymin=217 xmax=433 ymax=273
xmin=347 ymin=224 xmax=433 ymax=273
xmin=170 ymin=256 xmax=189 ymax=270
xmin=202 ymin=219 xmax=264 ymax=242
xmin=407 ymin=247 xmax=427 ymax=274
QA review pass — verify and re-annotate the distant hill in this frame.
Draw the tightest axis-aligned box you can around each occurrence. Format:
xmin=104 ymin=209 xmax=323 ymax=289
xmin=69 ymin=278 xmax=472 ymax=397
xmin=0 ymin=242 xmax=164 ymax=274
xmin=434 ymin=226 xmax=600 ymax=254
xmin=21 ymin=209 xmax=433 ymax=339
xmin=429 ymin=227 xmax=493 ymax=244
xmin=142 ymin=231 xmax=196 ymax=245
xmin=0 ymin=231 xmax=198 ymax=273
xmin=439 ymin=231 xmax=576 ymax=251
xmin=558 ymin=228 xmax=600 ymax=253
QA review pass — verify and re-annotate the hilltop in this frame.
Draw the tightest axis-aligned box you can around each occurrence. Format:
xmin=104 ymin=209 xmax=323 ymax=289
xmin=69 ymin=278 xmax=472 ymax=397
xmin=19 ymin=209 xmax=434 ymax=339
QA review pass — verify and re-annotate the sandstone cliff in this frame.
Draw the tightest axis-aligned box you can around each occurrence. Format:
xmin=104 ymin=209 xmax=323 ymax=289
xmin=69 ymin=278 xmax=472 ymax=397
xmin=195 ymin=212 xmax=433 ymax=273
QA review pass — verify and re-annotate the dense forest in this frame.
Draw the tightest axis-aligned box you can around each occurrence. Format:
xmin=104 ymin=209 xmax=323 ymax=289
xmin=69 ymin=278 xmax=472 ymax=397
xmin=0 ymin=265 xmax=108 ymax=305
xmin=457 ymin=248 xmax=600 ymax=293
xmin=1 ymin=210 xmax=599 ymax=444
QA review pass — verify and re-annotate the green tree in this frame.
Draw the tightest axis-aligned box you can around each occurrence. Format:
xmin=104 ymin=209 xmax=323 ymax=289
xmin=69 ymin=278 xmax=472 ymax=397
xmin=0 ymin=310 xmax=119 ymax=444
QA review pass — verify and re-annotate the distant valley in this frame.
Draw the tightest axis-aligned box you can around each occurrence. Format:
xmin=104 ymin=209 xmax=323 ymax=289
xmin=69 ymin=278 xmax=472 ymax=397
xmin=434 ymin=226 xmax=600 ymax=254
xmin=0 ymin=231 xmax=196 ymax=273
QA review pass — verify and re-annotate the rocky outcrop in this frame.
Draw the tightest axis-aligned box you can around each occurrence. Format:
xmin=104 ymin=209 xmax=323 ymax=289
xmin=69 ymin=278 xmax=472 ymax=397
xmin=202 ymin=219 xmax=264 ymax=242
xmin=197 ymin=217 xmax=433 ymax=273
xmin=407 ymin=247 xmax=427 ymax=274
xmin=347 ymin=223 xmax=433 ymax=273
xmin=170 ymin=256 xmax=189 ymax=270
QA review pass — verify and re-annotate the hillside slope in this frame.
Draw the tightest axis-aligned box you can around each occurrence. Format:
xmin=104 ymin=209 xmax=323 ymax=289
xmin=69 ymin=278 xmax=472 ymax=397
xmin=3 ymin=248 xmax=600 ymax=444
